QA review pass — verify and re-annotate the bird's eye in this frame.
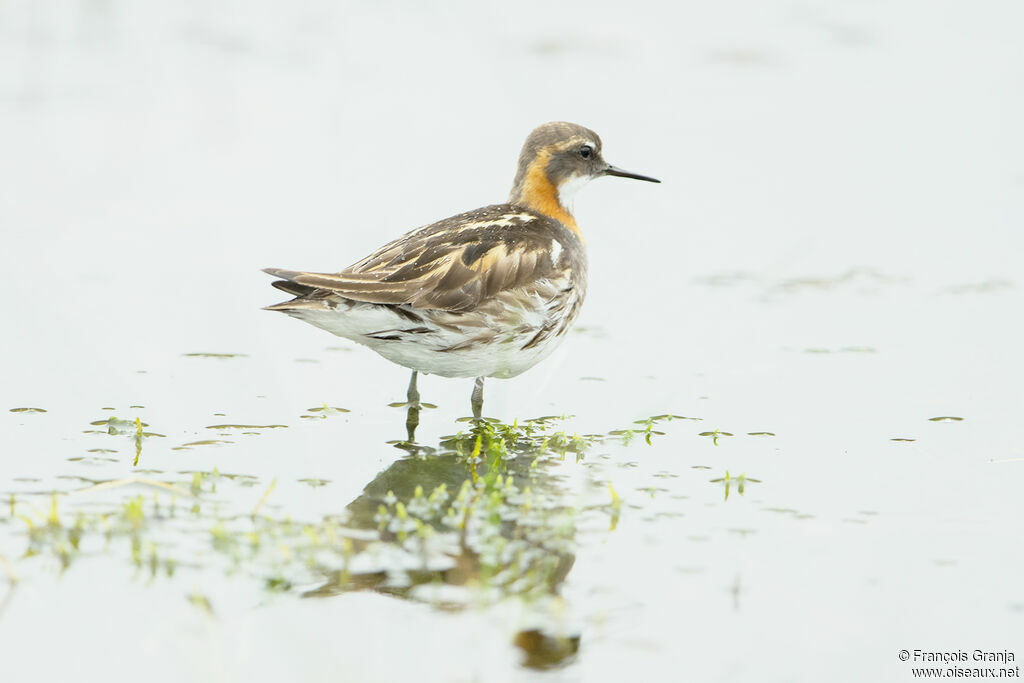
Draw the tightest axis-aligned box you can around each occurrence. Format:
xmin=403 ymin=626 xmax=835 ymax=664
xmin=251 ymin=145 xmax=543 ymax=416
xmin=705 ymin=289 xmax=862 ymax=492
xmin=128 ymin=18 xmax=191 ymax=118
xmin=579 ymin=145 xmax=593 ymax=159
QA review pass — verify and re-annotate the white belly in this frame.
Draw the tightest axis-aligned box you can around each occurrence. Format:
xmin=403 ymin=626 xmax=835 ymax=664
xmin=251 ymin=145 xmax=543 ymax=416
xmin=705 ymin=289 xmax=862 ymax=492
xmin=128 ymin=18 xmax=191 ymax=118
xmin=283 ymin=282 xmax=583 ymax=379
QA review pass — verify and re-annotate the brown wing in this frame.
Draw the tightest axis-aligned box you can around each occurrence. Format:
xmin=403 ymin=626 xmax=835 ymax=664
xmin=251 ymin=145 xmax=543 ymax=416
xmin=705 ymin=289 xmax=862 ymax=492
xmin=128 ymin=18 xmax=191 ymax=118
xmin=263 ymin=205 xmax=580 ymax=312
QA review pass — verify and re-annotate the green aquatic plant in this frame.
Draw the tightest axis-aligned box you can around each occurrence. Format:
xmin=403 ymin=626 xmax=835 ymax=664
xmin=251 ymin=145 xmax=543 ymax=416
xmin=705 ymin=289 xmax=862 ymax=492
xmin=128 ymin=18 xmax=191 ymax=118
xmin=1 ymin=411 xmax=683 ymax=667
xmin=698 ymin=429 xmax=734 ymax=446
xmin=709 ymin=471 xmax=762 ymax=502
xmin=608 ymin=414 xmax=699 ymax=445
xmin=301 ymin=404 xmax=352 ymax=420
xmin=85 ymin=415 xmax=166 ymax=467
xmin=10 ymin=487 xmax=182 ymax=577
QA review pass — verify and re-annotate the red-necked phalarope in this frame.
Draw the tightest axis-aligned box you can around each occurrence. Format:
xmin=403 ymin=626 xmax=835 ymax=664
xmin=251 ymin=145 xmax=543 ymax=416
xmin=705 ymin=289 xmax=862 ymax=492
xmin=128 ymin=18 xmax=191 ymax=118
xmin=264 ymin=121 xmax=659 ymax=418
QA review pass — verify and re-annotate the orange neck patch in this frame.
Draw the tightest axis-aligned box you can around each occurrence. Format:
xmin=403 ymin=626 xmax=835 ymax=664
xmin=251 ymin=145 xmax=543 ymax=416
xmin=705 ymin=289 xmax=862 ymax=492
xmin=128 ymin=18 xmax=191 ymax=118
xmin=516 ymin=151 xmax=582 ymax=241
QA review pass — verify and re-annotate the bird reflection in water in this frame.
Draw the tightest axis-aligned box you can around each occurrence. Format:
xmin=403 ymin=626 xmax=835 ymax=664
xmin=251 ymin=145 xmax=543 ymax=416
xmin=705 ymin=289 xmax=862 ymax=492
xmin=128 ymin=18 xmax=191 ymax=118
xmin=302 ymin=409 xmax=588 ymax=669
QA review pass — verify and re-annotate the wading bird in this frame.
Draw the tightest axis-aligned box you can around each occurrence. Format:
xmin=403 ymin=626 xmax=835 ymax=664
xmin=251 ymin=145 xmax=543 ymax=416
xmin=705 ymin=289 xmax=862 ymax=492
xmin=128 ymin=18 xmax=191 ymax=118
xmin=264 ymin=121 xmax=659 ymax=421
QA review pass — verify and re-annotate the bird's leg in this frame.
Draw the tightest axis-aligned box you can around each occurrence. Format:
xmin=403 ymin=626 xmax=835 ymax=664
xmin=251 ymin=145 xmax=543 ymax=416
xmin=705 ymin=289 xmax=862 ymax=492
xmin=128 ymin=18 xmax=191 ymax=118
xmin=405 ymin=370 xmax=421 ymax=441
xmin=471 ymin=376 xmax=484 ymax=420
xmin=406 ymin=370 xmax=420 ymax=406
xmin=405 ymin=403 xmax=420 ymax=442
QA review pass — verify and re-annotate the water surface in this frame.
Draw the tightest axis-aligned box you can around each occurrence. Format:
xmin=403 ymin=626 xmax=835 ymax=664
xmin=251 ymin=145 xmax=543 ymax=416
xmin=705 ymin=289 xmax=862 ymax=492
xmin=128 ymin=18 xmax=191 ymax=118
xmin=1 ymin=1 xmax=1023 ymax=681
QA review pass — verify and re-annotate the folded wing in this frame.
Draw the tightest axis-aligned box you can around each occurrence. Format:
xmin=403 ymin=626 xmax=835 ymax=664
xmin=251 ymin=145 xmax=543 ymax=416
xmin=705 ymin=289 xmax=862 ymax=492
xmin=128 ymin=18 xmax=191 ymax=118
xmin=264 ymin=205 xmax=572 ymax=312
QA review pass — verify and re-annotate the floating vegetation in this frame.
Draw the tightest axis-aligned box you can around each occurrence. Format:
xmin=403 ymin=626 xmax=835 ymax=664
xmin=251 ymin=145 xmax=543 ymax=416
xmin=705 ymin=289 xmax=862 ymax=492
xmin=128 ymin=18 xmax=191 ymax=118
xmin=928 ymin=416 xmax=964 ymax=422
xmin=204 ymin=424 xmax=288 ymax=430
xmin=649 ymin=414 xmax=702 ymax=422
xmin=698 ymin=430 xmax=734 ymax=446
xmin=218 ymin=472 xmax=260 ymax=486
xmin=890 ymin=438 xmax=916 ymax=442
xmin=67 ymin=455 xmax=118 ymax=464
xmin=9 ymin=407 xmax=47 ymax=413
xmin=87 ymin=416 xmax=166 ymax=466
xmin=172 ymin=439 xmax=233 ymax=451
xmin=1 ymin=412 xmax=676 ymax=669
xmin=181 ymin=353 xmax=248 ymax=359
xmin=607 ymin=414 xmax=692 ymax=445
xmin=709 ymin=471 xmax=761 ymax=501
xmin=301 ymin=404 xmax=351 ymax=419
xmin=387 ymin=401 xmax=438 ymax=409
xmin=90 ymin=417 xmax=147 ymax=433
xmin=747 ymin=431 xmax=776 ymax=437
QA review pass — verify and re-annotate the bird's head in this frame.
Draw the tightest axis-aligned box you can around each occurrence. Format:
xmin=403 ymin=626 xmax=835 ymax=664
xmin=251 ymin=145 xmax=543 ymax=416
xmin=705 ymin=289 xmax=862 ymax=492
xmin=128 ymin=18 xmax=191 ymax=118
xmin=508 ymin=121 xmax=659 ymax=234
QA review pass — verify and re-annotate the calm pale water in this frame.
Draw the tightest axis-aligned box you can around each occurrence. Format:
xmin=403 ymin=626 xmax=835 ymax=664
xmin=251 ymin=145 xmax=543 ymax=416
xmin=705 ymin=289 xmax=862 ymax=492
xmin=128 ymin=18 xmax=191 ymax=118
xmin=1 ymin=1 xmax=1022 ymax=681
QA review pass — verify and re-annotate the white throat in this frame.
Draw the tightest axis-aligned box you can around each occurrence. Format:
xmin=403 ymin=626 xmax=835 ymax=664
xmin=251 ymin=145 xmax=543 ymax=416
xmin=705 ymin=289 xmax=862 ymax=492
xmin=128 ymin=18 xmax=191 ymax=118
xmin=557 ymin=174 xmax=592 ymax=211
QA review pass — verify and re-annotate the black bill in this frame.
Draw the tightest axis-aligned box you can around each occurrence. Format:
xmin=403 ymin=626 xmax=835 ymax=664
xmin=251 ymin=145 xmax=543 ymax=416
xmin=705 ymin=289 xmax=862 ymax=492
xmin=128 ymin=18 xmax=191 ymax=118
xmin=603 ymin=165 xmax=661 ymax=183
